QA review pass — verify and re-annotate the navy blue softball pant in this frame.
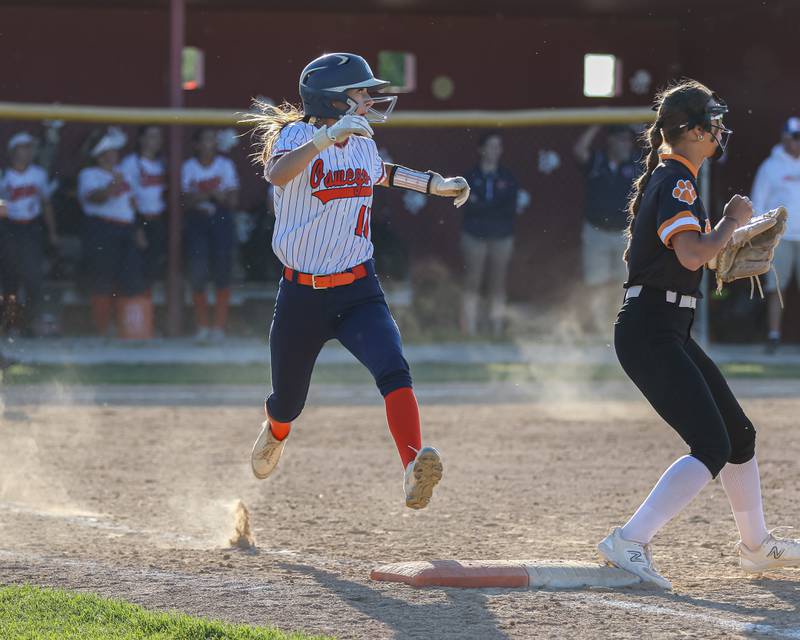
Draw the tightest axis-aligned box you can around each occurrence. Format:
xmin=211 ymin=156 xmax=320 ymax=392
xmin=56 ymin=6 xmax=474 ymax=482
xmin=614 ymin=286 xmax=756 ymax=478
xmin=82 ymin=217 xmax=145 ymax=296
xmin=185 ymin=210 xmax=234 ymax=293
xmin=265 ymin=259 xmax=412 ymax=423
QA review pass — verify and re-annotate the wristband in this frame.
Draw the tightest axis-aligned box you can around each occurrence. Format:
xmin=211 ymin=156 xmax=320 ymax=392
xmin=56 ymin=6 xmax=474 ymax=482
xmin=312 ymin=125 xmax=336 ymax=152
xmin=387 ymin=164 xmax=432 ymax=194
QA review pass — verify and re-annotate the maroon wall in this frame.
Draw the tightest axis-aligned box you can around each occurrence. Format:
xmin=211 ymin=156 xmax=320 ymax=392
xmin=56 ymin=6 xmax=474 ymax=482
xmin=1 ymin=3 xmax=799 ymax=332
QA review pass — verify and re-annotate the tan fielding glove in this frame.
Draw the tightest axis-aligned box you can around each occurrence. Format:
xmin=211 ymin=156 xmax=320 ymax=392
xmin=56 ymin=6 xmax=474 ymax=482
xmin=711 ymin=206 xmax=788 ymax=295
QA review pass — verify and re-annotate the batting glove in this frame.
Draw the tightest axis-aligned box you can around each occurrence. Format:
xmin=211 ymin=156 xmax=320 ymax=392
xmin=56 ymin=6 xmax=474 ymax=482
xmin=429 ymin=172 xmax=471 ymax=208
xmin=312 ymin=115 xmax=374 ymax=151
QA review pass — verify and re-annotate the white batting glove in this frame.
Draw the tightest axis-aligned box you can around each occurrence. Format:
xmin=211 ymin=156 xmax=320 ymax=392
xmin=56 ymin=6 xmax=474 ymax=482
xmin=312 ymin=115 xmax=374 ymax=151
xmin=429 ymin=172 xmax=471 ymax=208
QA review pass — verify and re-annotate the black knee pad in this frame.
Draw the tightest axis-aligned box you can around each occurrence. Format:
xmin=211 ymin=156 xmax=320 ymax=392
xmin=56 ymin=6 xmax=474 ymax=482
xmin=728 ymin=422 xmax=757 ymax=465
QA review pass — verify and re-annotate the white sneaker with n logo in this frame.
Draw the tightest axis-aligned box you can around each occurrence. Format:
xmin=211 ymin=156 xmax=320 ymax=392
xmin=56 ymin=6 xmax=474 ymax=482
xmin=737 ymin=529 xmax=800 ymax=572
xmin=597 ymin=527 xmax=672 ymax=590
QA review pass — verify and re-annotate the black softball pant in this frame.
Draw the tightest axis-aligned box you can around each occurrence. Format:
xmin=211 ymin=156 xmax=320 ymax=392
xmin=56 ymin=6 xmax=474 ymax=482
xmin=614 ymin=287 xmax=756 ymax=478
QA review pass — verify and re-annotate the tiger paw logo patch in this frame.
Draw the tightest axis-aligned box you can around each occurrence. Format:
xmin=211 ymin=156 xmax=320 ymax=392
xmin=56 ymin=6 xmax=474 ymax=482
xmin=672 ymin=179 xmax=697 ymax=205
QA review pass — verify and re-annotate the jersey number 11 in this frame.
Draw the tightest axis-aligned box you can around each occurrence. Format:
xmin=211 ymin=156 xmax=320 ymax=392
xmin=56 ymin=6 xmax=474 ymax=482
xmin=354 ymin=205 xmax=371 ymax=239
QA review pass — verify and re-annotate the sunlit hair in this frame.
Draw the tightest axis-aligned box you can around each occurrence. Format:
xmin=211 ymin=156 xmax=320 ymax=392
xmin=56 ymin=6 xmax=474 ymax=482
xmin=241 ymin=100 xmax=305 ymax=167
xmin=624 ymin=78 xmax=713 ymax=261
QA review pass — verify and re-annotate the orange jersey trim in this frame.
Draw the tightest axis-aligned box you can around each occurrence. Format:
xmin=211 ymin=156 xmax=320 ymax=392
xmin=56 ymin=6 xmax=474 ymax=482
xmin=659 ymin=153 xmax=699 ymax=179
xmin=658 ymin=210 xmax=701 ymax=248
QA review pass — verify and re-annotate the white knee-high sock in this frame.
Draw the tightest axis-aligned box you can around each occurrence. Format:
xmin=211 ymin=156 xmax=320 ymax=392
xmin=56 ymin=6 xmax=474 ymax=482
xmin=621 ymin=455 xmax=712 ymax=544
xmin=719 ymin=457 xmax=769 ymax=550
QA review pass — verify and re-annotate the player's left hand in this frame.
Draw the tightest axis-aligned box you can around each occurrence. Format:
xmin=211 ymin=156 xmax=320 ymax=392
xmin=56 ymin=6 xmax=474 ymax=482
xmin=429 ymin=172 xmax=470 ymax=208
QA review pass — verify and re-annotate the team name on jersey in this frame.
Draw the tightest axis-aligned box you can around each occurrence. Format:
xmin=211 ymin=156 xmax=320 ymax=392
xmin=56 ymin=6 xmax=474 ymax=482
xmin=191 ymin=176 xmax=222 ymax=193
xmin=110 ymin=181 xmax=131 ymax=197
xmin=140 ymin=172 xmax=165 ymax=187
xmin=8 ymin=184 xmax=39 ymax=201
xmin=309 ymin=158 xmax=372 ymax=204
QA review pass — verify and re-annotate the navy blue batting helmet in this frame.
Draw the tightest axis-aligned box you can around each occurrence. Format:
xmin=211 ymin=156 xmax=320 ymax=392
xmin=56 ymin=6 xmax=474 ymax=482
xmin=299 ymin=53 xmax=395 ymax=121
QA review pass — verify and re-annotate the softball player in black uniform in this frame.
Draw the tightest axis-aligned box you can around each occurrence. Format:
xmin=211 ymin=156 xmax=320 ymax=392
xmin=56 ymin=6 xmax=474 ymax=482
xmin=597 ymin=79 xmax=800 ymax=588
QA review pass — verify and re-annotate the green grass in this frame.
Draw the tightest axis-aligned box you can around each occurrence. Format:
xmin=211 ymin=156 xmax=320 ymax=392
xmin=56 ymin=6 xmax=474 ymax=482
xmin=0 ymin=585 xmax=331 ymax=640
xmin=3 ymin=360 xmax=800 ymax=386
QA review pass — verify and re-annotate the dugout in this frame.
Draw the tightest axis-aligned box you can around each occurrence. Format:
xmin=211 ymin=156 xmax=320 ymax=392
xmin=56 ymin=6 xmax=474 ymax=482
xmin=0 ymin=0 xmax=798 ymax=341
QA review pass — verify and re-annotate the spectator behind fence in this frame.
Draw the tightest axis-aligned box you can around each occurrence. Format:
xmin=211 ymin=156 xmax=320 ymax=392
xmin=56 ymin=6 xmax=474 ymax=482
xmin=78 ymin=128 xmax=147 ymax=336
xmin=751 ymin=117 xmax=800 ymax=353
xmin=0 ymin=132 xmax=60 ymax=336
xmin=181 ymin=128 xmax=240 ymax=342
xmin=573 ymin=124 xmax=641 ymax=333
xmin=0 ymin=197 xmax=16 ymax=333
xmin=120 ymin=126 xmax=166 ymax=289
xmin=460 ymin=132 xmax=519 ymax=337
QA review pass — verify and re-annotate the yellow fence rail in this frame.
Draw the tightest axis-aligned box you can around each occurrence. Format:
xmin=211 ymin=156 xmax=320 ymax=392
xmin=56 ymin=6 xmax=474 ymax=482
xmin=0 ymin=101 xmax=655 ymax=128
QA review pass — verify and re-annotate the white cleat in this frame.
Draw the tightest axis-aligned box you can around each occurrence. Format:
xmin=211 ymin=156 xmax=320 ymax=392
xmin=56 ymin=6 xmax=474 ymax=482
xmin=737 ymin=529 xmax=800 ymax=572
xmin=404 ymin=446 xmax=443 ymax=510
xmin=597 ymin=527 xmax=672 ymax=590
xmin=250 ymin=420 xmax=288 ymax=480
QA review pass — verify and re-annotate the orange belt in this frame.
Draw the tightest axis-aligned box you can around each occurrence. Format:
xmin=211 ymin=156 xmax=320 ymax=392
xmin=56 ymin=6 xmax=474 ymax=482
xmin=283 ymin=263 xmax=368 ymax=289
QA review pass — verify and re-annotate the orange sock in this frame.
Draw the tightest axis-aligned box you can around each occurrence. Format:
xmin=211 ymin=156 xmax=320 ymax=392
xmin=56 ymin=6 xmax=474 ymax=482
xmin=269 ymin=418 xmax=291 ymax=441
xmin=213 ymin=288 xmax=230 ymax=330
xmin=384 ymin=387 xmax=422 ymax=468
xmin=192 ymin=292 xmax=209 ymax=328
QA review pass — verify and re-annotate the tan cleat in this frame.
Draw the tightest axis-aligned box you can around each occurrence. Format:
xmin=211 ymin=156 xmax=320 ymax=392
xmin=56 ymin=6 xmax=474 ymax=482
xmin=737 ymin=529 xmax=800 ymax=572
xmin=404 ymin=447 xmax=443 ymax=510
xmin=250 ymin=421 xmax=288 ymax=480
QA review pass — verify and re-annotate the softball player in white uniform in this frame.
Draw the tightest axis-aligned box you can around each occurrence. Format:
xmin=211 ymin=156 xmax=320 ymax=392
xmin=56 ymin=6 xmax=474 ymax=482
xmin=246 ymin=52 xmax=469 ymax=509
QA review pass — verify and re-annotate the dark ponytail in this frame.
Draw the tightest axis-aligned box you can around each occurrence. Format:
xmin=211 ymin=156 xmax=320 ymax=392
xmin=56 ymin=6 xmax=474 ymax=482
xmin=623 ymin=79 xmax=715 ymax=262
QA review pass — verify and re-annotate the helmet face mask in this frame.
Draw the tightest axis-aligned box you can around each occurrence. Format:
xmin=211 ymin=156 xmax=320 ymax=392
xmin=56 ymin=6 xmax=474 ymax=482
xmin=360 ymin=95 xmax=397 ymax=123
xmin=677 ymin=93 xmax=733 ymax=160
xmin=299 ymin=53 xmax=397 ymax=122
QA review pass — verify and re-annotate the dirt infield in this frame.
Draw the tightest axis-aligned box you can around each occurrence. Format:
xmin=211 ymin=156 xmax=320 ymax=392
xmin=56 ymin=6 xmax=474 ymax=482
xmin=1 ymin=387 xmax=799 ymax=639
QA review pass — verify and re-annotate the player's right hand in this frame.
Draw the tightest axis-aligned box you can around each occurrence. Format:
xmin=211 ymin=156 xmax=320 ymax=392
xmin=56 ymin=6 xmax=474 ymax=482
xmin=313 ymin=115 xmax=374 ymax=151
xmin=722 ymin=194 xmax=753 ymax=228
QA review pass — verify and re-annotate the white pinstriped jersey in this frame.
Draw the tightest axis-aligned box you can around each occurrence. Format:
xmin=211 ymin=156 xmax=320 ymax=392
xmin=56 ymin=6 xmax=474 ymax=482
xmin=268 ymin=121 xmax=385 ymax=274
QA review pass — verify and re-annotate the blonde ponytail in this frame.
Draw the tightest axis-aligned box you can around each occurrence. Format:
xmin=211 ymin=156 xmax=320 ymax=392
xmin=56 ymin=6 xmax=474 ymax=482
xmin=241 ymin=100 xmax=305 ymax=166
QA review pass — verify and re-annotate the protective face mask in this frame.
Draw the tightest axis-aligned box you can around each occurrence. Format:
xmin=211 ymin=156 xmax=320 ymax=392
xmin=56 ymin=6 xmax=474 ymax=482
xmin=345 ymin=95 xmax=397 ymax=124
